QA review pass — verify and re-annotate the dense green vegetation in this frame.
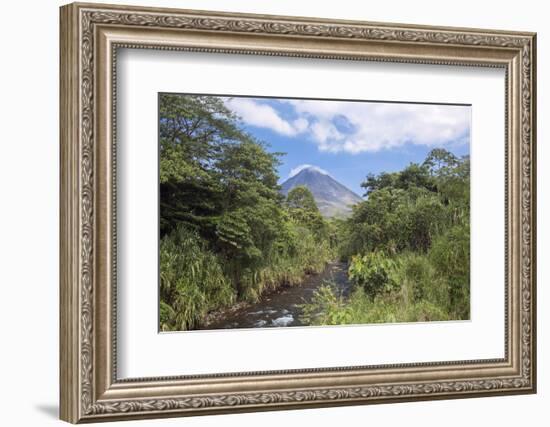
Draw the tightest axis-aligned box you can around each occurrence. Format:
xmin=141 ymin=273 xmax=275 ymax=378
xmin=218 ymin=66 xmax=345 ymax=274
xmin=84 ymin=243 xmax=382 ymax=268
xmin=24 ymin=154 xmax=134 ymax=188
xmin=159 ymin=93 xmax=470 ymax=331
xmin=159 ymin=94 xmax=333 ymax=331
xmin=301 ymin=149 xmax=470 ymax=325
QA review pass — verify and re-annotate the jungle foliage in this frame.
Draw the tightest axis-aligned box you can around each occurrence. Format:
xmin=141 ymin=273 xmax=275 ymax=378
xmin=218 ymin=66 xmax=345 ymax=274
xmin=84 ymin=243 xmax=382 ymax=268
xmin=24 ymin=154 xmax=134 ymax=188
xmin=159 ymin=94 xmax=333 ymax=331
xmin=302 ymin=148 xmax=471 ymax=325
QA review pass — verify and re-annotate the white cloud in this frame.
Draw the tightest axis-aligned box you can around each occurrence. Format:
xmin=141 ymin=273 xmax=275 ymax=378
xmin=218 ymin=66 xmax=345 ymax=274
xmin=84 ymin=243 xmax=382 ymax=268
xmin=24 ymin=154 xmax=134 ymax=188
xmin=224 ymin=98 xmax=305 ymax=137
xmin=288 ymin=164 xmax=330 ymax=178
xmin=224 ymin=97 xmax=470 ymax=155
xmin=311 ymin=121 xmax=343 ymax=145
xmin=292 ymin=117 xmax=309 ymax=133
xmin=285 ymin=99 xmax=470 ymax=154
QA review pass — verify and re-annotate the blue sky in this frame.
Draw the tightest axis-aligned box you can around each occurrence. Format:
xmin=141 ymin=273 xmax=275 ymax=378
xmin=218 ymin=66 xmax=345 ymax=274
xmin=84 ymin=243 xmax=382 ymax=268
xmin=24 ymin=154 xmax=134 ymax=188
xmin=221 ymin=96 xmax=470 ymax=197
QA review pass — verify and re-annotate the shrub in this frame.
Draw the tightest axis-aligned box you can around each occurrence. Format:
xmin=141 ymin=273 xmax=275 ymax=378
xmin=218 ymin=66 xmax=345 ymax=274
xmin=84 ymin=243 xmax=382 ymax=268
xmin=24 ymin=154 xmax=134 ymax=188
xmin=348 ymin=252 xmax=400 ymax=299
xmin=299 ymin=283 xmax=352 ymax=325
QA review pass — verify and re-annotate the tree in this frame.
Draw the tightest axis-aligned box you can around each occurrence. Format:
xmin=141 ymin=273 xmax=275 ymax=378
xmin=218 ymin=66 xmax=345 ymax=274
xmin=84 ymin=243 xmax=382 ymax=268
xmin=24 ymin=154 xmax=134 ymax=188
xmin=361 ymin=163 xmax=435 ymax=196
xmin=396 ymin=163 xmax=435 ymax=192
xmin=159 ymin=94 xmax=243 ymax=237
xmin=361 ymin=171 xmax=396 ymax=196
xmin=286 ymin=185 xmax=317 ymax=211
xmin=285 ymin=186 xmax=327 ymax=239
xmin=213 ymin=139 xmax=286 ymax=296
xmin=423 ymin=148 xmax=458 ymax=176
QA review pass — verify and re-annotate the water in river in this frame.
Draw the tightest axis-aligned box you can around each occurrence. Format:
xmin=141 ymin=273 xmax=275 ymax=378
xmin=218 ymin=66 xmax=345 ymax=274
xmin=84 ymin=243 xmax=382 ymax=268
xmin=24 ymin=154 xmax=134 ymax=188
xmin=203 ymin=262 xmax=352 ymax=330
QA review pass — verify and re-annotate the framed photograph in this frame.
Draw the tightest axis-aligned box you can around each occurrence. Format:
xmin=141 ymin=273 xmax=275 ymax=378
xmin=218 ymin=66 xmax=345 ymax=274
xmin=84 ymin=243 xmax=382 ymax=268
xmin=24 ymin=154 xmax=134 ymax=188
xmin=60 ymin=2 xmax=537 ymax=423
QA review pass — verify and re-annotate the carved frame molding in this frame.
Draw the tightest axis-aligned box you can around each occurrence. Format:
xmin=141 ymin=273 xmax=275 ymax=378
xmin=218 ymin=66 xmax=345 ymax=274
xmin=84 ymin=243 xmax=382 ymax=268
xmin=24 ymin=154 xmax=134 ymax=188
xmin=60 ymin=2 xmax=536 ymax=423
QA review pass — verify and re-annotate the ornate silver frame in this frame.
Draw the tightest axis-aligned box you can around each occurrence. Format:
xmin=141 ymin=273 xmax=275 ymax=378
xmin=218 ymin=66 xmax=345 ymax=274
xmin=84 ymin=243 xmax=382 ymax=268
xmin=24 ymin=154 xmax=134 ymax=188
xmin=60 ymin=2 xmax=537 ymax=423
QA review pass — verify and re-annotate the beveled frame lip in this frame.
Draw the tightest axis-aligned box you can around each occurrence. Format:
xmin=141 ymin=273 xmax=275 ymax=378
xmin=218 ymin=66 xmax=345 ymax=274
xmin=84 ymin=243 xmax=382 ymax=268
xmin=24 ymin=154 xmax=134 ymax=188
xmin=59 ymin=2 xmax=536 ymax=423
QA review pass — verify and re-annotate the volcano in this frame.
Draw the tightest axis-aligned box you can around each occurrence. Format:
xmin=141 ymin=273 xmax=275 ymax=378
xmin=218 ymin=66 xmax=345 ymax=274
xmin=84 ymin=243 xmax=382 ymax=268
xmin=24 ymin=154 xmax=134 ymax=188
xmin=280 ymin=166 xmax=363 ymax=218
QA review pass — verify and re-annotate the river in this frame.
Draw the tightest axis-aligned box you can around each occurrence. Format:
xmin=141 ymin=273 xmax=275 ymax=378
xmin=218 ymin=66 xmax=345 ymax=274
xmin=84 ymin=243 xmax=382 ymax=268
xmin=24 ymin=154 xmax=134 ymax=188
xmin=203 ymin=261 xmax=352 ymax=330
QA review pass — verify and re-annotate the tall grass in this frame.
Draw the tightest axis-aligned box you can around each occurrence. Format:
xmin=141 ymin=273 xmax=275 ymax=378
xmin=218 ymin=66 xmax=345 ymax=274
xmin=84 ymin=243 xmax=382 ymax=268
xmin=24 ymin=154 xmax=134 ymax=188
xmin=160 ymin=223 xmax=333 ymax=330
xmin=160 ymin=226 xmax=235 ymax=331
xmin=301 ymin=282 xmax=450 ymax=326
xmin=429 ymin=224 xmax=470 ymax=319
